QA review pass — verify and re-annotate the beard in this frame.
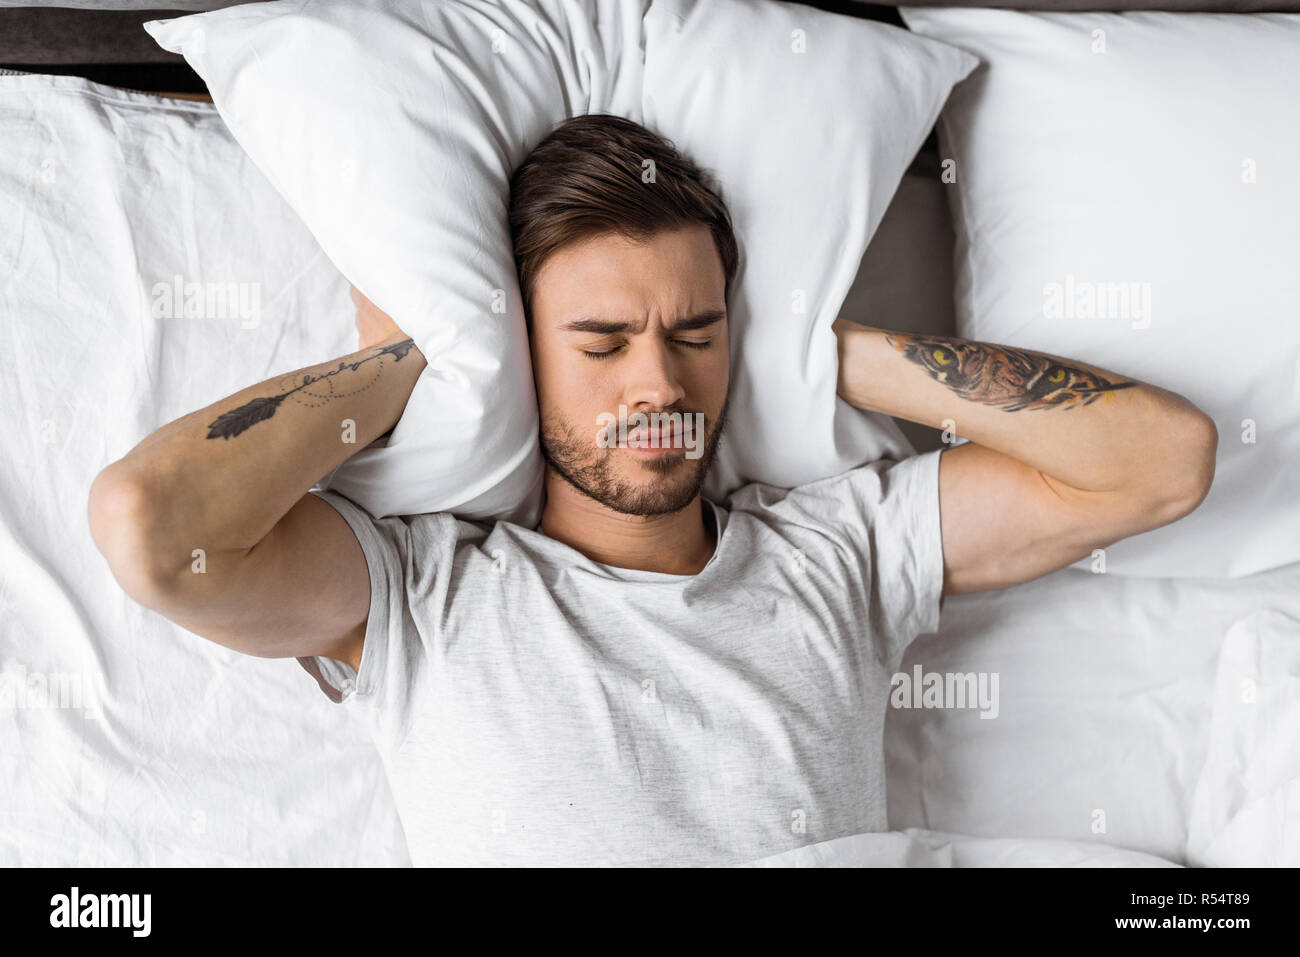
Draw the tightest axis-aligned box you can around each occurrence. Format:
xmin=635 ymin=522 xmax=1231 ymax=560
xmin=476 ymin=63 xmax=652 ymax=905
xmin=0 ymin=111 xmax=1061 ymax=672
xmin=539 ymin=393 xmax=730 ymax=517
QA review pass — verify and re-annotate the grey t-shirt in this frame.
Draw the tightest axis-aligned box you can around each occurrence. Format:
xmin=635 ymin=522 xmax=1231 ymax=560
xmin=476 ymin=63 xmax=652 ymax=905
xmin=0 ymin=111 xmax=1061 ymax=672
xmin=298 ymin=448 xmax=947 ymax=866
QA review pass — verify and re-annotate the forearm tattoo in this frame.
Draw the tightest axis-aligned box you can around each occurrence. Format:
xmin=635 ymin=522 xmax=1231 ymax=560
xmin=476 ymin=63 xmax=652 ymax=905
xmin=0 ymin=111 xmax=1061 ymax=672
xmin=206 ymin=338 xmax=416 ymax=440
xmin=884 ymin=333 xmax=1136 ymax=412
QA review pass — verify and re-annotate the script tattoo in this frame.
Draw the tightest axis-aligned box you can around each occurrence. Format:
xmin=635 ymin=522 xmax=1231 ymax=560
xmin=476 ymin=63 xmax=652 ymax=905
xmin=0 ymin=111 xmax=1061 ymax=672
xmin=206 ymin=338 xmax=416 ymax=440
xmin=884 ymin=333 xmax=1136 ymax=412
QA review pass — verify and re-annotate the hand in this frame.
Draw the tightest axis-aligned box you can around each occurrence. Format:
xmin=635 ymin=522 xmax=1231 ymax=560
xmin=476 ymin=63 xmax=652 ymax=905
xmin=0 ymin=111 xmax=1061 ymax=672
xmin=350 ymin=284 xmax=412 ymax=352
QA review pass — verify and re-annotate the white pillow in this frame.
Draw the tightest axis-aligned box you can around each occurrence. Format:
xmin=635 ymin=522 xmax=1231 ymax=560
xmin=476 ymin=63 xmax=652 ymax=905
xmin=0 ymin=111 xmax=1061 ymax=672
xmin=637 ymin=0 xmax=977 ymax=499
xmin=147 ymin=0 xmax=645 ymax=525
xmin=900 ymin=8 xmax=1300 ymax=579
xmin=146 ymin=0 xmax=976 ymax=521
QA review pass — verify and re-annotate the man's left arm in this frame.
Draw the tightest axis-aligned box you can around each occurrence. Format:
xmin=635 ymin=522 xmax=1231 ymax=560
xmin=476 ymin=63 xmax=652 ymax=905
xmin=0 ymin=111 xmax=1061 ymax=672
xmin=833 ymin=319 xmax=1218 ymax=596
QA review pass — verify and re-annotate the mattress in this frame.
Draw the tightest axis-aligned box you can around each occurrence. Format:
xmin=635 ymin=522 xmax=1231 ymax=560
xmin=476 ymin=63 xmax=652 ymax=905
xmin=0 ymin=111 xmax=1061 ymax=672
xmin=4 ymin=71 xmax=1297 ymax=867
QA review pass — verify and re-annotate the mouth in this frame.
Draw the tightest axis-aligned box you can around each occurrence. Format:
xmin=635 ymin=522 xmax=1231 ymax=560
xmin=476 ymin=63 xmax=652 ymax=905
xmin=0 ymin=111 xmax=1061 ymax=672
xmin=623 ymin=424 xmax=691 ymax=455
xmin=634 ymin=426 xmax=674 ymax=441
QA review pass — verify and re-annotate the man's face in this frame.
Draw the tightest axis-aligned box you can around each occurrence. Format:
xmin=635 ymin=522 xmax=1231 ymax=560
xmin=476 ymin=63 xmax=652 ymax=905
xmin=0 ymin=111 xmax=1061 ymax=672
xmin=528 ymin=224 xmax=731 ymax=517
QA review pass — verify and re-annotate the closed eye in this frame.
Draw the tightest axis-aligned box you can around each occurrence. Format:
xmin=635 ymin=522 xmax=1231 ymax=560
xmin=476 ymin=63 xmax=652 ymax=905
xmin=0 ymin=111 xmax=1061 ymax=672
xmin=582 ymin=339 xmax=714 ymax=360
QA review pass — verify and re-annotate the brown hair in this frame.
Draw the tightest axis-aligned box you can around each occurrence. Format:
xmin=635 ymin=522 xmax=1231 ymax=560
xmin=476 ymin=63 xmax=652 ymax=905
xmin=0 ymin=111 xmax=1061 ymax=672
xmin=507 ymin=113 xmax=739 ymax=324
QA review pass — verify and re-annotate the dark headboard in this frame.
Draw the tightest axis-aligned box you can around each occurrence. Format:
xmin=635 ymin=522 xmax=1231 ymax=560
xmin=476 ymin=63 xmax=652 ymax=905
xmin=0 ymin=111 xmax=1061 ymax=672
xmin=0 ymin=7 xmax=209 ymax=92
xmin=0 ymin=2 xmax=891 ymax=94
xmin=3 ymin=0 xmax=1299 ymax=96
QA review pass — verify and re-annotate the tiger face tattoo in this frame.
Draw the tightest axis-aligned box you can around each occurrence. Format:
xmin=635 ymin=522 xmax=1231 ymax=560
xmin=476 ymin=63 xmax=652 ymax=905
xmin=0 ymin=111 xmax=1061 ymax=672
xmin=884 ymin=333 xmax=1136 ymax=412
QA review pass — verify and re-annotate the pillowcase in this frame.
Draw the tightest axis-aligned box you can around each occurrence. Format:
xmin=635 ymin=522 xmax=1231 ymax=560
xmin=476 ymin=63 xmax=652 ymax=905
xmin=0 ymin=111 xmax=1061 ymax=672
xmin=146 ymin=0 xmax=976 ymax=522
xmin=899 ymin=8 xmax=1300 ymax=579
xmin=642 ymin=0 xmax=977 ymax=502
xmin=147 ymin=0 xmax=645 ymax=525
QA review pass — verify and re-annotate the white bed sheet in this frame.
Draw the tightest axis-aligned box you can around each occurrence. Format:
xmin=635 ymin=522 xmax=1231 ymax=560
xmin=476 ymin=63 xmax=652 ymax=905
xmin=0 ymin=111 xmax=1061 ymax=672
xmin=888 ymin=560 xmax=1300 ymax=866
xmin=3 ymin=73 xmax=1295 ymax=867
xmin=744 ymin=827 xmax=1182 ymax=867
xmin=0 ymin=74 xmax=404 ymax=865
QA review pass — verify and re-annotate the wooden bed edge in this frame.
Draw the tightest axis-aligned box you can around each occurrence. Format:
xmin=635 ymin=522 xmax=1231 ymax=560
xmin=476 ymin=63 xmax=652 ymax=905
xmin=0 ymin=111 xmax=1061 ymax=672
xmin=154 ymin=91 xmax=213 ymax=102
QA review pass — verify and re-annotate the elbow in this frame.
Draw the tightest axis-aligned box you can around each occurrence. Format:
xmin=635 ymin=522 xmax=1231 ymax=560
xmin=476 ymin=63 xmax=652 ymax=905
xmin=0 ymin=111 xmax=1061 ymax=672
xmin=1157 ymin=411 xmax=1219 ymax=521
xmin=87 ymin=465 xmax=181 ymax=606
xmin=88 ymin=464 xmax=137 ymax=563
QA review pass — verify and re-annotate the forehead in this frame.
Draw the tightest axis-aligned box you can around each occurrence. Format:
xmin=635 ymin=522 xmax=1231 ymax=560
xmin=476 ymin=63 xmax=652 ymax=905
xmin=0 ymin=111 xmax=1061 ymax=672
xmin=532 ymin=224 xmax=725 ymax=329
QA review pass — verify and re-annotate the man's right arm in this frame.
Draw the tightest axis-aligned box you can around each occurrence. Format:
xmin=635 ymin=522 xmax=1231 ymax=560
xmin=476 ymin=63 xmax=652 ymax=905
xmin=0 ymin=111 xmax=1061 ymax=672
xmin=87 ymin=331 xmax=427 ymax=672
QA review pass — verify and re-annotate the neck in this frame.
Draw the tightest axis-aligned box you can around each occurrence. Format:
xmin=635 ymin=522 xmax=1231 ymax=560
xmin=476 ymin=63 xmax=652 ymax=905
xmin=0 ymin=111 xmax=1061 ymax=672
xmin=537 ymin=467 xmax=717 ymax=575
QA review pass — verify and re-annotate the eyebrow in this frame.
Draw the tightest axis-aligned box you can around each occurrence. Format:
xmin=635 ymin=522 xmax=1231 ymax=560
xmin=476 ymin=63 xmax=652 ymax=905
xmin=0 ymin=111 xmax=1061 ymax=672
xmin=559 ymin=309 xmax=727 ymax=335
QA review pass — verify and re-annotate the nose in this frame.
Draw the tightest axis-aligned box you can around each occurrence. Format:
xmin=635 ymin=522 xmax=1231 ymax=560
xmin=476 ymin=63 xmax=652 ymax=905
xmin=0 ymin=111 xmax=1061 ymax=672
xmin=623 ymin=336 xmax=686 ymax=412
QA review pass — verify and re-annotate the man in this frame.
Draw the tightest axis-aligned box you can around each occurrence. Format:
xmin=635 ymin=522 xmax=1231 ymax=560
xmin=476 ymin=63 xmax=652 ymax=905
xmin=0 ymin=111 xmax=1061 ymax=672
xmin=87 ymin=114 xmax=1216 ymax=866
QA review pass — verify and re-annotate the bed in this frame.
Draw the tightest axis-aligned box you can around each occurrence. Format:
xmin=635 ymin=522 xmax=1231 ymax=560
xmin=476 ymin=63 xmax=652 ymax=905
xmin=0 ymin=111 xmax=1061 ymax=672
xmin=2 ymin=0 xmax=1297 ymax=868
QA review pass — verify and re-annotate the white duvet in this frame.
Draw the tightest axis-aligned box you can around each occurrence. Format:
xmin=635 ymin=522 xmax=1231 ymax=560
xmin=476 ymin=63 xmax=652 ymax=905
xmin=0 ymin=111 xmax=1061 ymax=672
xmin=744 ymin=829 xmax=1181 ymax=867
xmin=2 ymin=73 xmax=1296 ymax=866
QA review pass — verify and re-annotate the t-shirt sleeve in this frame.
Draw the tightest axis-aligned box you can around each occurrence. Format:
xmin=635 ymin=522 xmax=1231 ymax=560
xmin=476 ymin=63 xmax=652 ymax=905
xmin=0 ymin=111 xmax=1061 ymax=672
xmin=293 ymin=489 xmax=445 ymax=711
xmin=746 ymin=447 xmax=948 ymax=665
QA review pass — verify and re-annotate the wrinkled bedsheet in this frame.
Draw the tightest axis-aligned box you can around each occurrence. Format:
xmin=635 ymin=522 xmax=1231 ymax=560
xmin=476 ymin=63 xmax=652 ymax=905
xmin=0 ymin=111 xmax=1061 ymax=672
xmin=2 ymin=73 xmax=1296 ymax=866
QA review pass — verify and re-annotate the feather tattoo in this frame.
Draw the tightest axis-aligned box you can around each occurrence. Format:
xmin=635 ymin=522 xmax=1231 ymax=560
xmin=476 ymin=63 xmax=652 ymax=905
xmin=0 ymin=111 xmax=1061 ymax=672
xmin=206 ymin=338 xmax=416 ymax=440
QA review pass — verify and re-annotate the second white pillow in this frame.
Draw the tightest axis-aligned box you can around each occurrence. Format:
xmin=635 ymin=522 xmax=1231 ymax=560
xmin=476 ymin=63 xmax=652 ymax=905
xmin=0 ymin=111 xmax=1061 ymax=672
xmin=901 ymin=7 xmax=1300 ymax=578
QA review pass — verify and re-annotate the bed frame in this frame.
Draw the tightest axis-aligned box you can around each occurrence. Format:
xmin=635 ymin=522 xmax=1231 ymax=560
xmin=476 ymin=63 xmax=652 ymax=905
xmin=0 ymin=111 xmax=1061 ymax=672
xmin=5 ymin=0 xmax=1297 ymax=101
xmin=0 ymin=3 xmax=852 ymax=96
